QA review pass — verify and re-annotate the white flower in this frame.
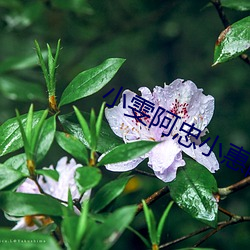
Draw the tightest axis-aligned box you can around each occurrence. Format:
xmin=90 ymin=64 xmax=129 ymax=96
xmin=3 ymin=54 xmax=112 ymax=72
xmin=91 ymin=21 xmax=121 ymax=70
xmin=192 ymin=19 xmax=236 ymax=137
xmin=12 ymin=157 xmax=90 ymax=231
xmin=103 ymin=79 xmax=219 ymax=182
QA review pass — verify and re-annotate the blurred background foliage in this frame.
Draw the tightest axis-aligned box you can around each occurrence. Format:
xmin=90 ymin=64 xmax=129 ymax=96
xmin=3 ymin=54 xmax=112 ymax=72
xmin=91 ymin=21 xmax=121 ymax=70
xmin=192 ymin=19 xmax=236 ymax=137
xmin=0 ymin=0 xmax=249 ymax=249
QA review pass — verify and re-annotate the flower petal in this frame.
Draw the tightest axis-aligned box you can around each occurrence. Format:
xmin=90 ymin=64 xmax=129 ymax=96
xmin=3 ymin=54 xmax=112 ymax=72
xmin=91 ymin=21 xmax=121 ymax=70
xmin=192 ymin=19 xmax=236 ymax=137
xmin=105 ymin=90 xmax=140 ymax=140
xmin=39 ymin=157 xmax=82 ymax=201
xmin=181 ymin=144 xmax=219 ymax=173
xmin=148 ymin=140 xmax=185 ymax=182
xmin=105 ymin=156 xmax=146 ymax=172
xmin=154 ymin=79 xmax=215 ymax=131
xmin=16 ymin=178 xmax=40 ymax=194
xmin=12 ymin=218 xmax=38 ymax=231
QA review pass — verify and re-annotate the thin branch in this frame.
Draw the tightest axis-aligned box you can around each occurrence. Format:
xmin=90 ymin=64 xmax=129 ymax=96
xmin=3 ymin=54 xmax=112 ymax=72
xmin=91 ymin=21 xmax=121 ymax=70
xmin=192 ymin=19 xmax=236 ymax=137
xmin=33 ymin=177 xmax=68 ymax=204
xmin=211 ymin=0 xmax=250 ymax=66
xmin=193 ymin=216 xmax=250 ymax=247
xmin=218 ymin=206 xmax=235 ymax=218
xmin=211 ymin=0 xmax=230 ymax=27
xmin=160 ymin=216 xmax=250 ymax=249
xmin=159 ymin=224 xmax=212 ymax=249
xmin=218 ymin=176 xmax=250 ymax=198
xmin=134 ymin=169 xmax=156 ymax=178
xmin=136 ymin=186 xmax=169 ymax=215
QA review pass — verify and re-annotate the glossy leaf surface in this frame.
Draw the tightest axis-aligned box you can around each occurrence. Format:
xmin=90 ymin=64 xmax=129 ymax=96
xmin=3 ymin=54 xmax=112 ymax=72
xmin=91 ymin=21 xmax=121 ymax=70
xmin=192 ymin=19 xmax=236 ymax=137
xmin=213 ymin=16 xmax=250 ymax=65
xmin=168 ymin=159 xmax=218 ymax=227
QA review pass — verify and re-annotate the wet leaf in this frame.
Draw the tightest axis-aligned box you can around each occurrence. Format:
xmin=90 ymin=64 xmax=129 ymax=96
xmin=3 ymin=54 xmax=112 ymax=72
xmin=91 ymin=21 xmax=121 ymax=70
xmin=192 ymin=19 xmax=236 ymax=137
xmin=213 ymin=16 xmax=250 ymax=65
xmin=168 ymin=159 xmax=218 ymax=227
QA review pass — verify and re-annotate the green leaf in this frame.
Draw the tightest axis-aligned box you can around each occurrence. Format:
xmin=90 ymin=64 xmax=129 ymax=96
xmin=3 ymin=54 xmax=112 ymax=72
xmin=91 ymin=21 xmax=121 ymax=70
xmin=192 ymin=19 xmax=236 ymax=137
xmin=59 ymin=112 xmax=123 ymax=153
xmin=0 ymin=228 xmax=60 ymax=250
xmin=59 ymin=58 xmax=125 ymax=106
xmin=142 ymin=200 xmax=157 ymax=245
xmin=30 ymin=109 xmax=48 ymax=158
xmin=83 ymin=205 xmax=137 ymax=250
xmin=0 ymin=111 xmax=44 ymax=157
xmin=97 ymin=140 xmax=159 ymax=166
xmin=157 ymin=201 xmax=174 ymax=244
xmin=0 ymin=164 xmax=27 ymax=190
xmin=36 ymin=116 xmax=56 ymax=162
xmin=62 ymin=215 xmax=80 ymax=250
xmin=213 ymin=16 xmax=250 ymax=65
xmin=25 ymin=104 xmax=34 ymax=143
xmin=15 ymin=109 xmax=30 ymax=158
xmin=45 ymin=40 xmax=61 ymax=96
xmin=76 ymin=201 xmax=89 ymax=248
xmin=168 ymin=159 xmax=218 ymax=227
xmin=35 ymin=40 xmax=50 ymax=91
xmin=62 ymin=201 xmax=89 ymax=250
xmin=0 ymin=76 xmax=46 ymax=102
xmin=0 ymin=192 xmax=65 ymax=216
xmin=91 ymin=176 xmax=132 ymax=213
xmin=75 ymin=167 xmax=102 ymax=194
xmin=73 ymin=106 xmax=91 ymax=147
xmin=36 ymin=169 xmax=59 ymax=181
xmin=56 ymin=131 xmax=89 ymax=165
xmin=89 ymin=108 xmax=97 ymax=150
xmin=4 ymin=153 xmax=28 ymax=175
xmin=67 ymin=188 xmax=74 ymax=212
xmin=96 ymin=102 xmax=105 ymax=140
xmin=221 ymin=0 xmax=250 ymax=11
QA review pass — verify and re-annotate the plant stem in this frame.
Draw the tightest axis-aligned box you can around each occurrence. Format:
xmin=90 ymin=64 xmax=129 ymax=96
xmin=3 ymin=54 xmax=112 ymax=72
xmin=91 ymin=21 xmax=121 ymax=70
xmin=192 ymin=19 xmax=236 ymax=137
xmin=218 ymin=176 xmax=250 ymax=198
xmin=136 ymin=186 xmax=169 ymax=215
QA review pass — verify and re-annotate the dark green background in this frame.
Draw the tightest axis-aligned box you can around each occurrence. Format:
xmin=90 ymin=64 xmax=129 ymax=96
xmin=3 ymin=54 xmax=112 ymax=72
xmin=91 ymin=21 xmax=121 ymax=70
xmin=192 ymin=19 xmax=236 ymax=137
xmin=0 ymin=0 xmax=249 ymax=249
